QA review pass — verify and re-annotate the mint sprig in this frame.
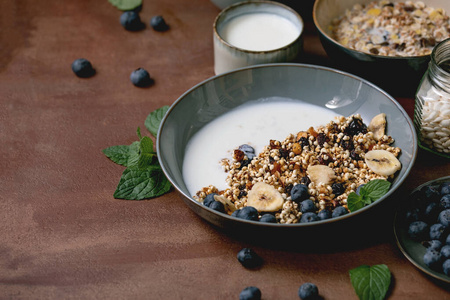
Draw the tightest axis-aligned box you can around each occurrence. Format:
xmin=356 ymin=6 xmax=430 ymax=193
xmin=108 ymin=0 xmax=142 ymax=11
xmin=347 ymin=179 xmax=391 ymax=212
xmin=145 ymin=105 xmax=169 ymax=137
xmin=349 ymin=264 xmax=391 ymax=300
xmin=103 ymin=106 xmax=171 ymax=200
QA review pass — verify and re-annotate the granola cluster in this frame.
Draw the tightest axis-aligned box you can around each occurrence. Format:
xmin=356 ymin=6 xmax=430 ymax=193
xmin=195 ymin=114 xmax=401 ymax=224
xmin=330 ymin=1 xmax=450 ymax=56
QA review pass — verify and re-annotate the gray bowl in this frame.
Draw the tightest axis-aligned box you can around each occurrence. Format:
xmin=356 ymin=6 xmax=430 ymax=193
xmin=313 ymin=0 xmax=450 ymax=97
xmin=157 ymin=64 xmax=417 ymax=247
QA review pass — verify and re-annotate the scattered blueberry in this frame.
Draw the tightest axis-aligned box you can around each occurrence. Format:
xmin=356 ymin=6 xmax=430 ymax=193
xmin=408 ymin=221 xmax=429 ymax=241
xmin=209 ymin=201 xmax=225 ymax=213
xmin=424 ymin=240 xmax=442 ymax=252
xmin=130 ymin=68 xmax=153 ymax=87
xmin=300 ymin=212 xmax=319 ymax=223
xmin=237 ymin=248 xmax=263 ymax=268
xmin=300 ymin=200 xmax=316 ymax=213
xmin=150 ymin=15 xmax=169 ymax=32
xmin=440 ymin=182 xmax=450 ymax=195
xmin=236 ymin=206 xmax=259 ymax=221
xmin=439 ymin=209 xmax=450 ymax=227
xmin=260 ymin=213 xmax=277 ymax=223
xmin=298 ymin=282 xmax=319 ymax=300
xmin=423 ymin=249 xmax=442 ymax=270
xmin=239 ymin=286 xmax=261 ymax=300
xmin=317 ymin=209 xmax=332 ymax=220
xmin=430 ymin=223 xmax=448 ymax=241
xmin=71 ymin=58 xmax=95 ymax=78
xmin=440 ymin=194 xmax=450 ymax=209
xmin=443 ymin=259 xmax=450 ymax=276
xmin=331 ymin=182 xmax=345 ymax=197
xmin=440 ymin=245 xmax=450 ymax=260
xmin=291 ymin=184 xmax=309 ymax=203
xmin=332 ymin=206 xmax=348 ymax=218
xmin=203 ymin=193 xmax=217 ymax=207
xmin=120 ymin=11 xmax=145 ymax=31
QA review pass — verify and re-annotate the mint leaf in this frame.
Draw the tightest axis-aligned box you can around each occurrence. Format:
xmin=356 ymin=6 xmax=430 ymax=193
xmin=102 ymin=141 xmax=140 ymax=167
xmin=108 ymin=0 xmax=142 ymax=11
xmin=362 ymin=180 xmax=391 ymax=203
xmin=347 ymin=192 xmax=365 ymax=212
xmin=113 ymin=165 xmax=171 ymax=200
xmin=145 ymin=105 xmax=169 ymax=137
xmin=349 ymin=264 xmax=391 ymax=300
xmin=137 ymin=136 xmax=157 ymax=168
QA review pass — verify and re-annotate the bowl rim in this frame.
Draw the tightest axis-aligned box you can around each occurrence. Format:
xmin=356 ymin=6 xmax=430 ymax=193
xmin=157 ymin=62 xmax=418 ymax=228
xmin=312 ymin=0 xmax=433 ymax=60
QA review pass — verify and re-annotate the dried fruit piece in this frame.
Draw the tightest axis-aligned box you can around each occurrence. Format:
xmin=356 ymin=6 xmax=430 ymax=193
xmin=368 ymin=113 xmax=387 ymax=140
xmin=365 ymin=150 xmax=401 ymax=176
xmin=307 ymin=165 xmax=336 ymax=185
xmin=247 ymin=182 xmax=284 ymax=212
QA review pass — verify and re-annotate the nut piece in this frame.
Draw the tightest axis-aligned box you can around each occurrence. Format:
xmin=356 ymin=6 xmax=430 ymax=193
xmin=306 ymin=165 xmax=336 ymax=185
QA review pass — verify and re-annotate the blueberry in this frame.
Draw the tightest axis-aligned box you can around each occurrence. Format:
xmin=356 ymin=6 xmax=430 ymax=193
xmin=238 ymin=144 xmax=256 ymax=161
xmin=331 ymin=183 xmax=345 ymax=197
xmin=408 ymin=221 xmax=429 ymax=241
xmin=443 ymin=259 xmax=450 ymax=276
xmin=236 ymin=206 xmax=259 ymax=221
xmin=301 ymin=200 xmax=316 ymax=213
xmin=405 ymin=207 xmax=421 ymax=223
xmin=430 ymin=223 xmax=448 ymax=241
xmin=298 ymin=282 xmax=319 ymax=300
xmin=209 ymin=201 xmax=225 ymax=213
xmin=260 ymin=213 xmax=277 ymax=223
xmin=440 ymin=245 xmax=450 ymax=259
xmin=424 ymin=202 xmax=441 ymax=223
xmin=239 ymin=286 xmax=261 ymax=300
xmin=424 ymin=240 xmax=442 ymax=252
xmin=150 ymin=15 xmax=169 ymax=32
xmin=422 ymin=185 xmax=441 ymax=202
xmin=130 ymin=68 xmax=153 ymax=87
xmin=237 ymin=248 xmax=263 ymax=268
xmin=440 ymin=182 xmax=450 ymax=195
xmin=231 ymin=209 xmax=241 ymax=217
xmin=423 ymin=249 xmax=442 ymax=270
xmin=439 ymin=209 xmax=450 ymax=227
xmin=203 ymin=193 xmax=217 ymax=207
xmin=440 ymin=194 xmax=450 ymax=209
xmin=120 ymin=11 xmax=145 ymax=31
xmin=300 ymin=212 xmax=319 ymax=223
xmin=317 ymin=209 xmax=332 ymax=220
xmin=332 ymin=206 xmax=348 ymax=218
xmin=291 ymin=184 xmax=309 ymax=203
xmin=71 ymin=58 xmax=95 ymax=78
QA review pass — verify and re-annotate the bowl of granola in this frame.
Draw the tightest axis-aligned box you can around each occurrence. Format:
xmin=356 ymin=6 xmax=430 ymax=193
xmin=313 ymin=0 xmax=450 ymax=96
xmin=157 ymin=63 xmax=417 ymax=245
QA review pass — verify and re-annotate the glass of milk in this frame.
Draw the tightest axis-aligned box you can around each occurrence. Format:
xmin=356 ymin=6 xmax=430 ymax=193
xmin=213 ymin=1 xmax=304 ymax=75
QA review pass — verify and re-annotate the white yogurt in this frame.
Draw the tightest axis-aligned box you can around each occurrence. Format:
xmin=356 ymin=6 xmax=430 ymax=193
xmin=182 ymin=98 xmax=340 ymax=196
xmin=219 ymin=13 xmax=301 ymax=51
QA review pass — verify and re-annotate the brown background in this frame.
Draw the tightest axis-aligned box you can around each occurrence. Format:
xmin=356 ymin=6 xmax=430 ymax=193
xmin=1 ymin=0 xmax=449 ymax=299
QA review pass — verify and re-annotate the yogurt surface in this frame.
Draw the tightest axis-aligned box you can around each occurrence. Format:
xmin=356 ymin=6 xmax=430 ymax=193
xmin=219 ymin=13 xmax=301 ymax=51
xmin=183 ymin=98 xmax=340 ymax=195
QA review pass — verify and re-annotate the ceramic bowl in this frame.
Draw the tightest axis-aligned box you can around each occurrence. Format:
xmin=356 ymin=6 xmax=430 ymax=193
xmin=313 ymin=0 xmax=450 ymax=96
xmin=213 ymin=1 xmax=304 ymax=75
xmin=157 ymin=64 xmax=417 ymax=246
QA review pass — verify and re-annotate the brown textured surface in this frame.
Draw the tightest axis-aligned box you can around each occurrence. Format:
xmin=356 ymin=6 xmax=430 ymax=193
xmin=1 ymin=0 xmax=449 ymax=299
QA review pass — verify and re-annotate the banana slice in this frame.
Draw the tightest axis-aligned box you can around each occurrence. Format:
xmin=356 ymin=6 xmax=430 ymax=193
xmin=365 ymin=150 xmax=401 ymax=176
xmin=306 ymin=165 xmax=336 ymax=185
xmin=368 ymin=113 xmax=386 ymax=141
xmin=247 ymin=182 xmax=284 ymax=212
xmin=214 ymin=195 xmax=237 ymax=213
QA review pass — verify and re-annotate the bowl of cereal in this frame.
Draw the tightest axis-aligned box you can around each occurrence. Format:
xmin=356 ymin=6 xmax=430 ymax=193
xmin=313 ymin=0 xmax=450 ymax=96
xmin=157 ymin=63 xmax=417 ymax=245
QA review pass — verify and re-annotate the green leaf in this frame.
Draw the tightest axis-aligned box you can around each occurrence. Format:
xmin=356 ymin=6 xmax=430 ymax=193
xmin=145 ymin=105 xmax=169 ymax=137
xmin=137 ymin=136 xmax=156 ymax=168
xmin=347 ymin=192 xmax=365 ymax=212
xmin=362 ymin=180 xmax=391 ymax=203
xmin=349 ymin=264 xmax=391 ymax=300
xmin=108 ymin=0 xmax=142 ymax=11
xmin=102 ymin=141 xmax=140 ymax=167
xmin=113 ymin=165 xmax=171 ymax=200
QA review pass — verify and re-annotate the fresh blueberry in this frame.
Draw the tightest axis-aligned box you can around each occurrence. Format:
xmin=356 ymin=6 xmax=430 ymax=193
xmin=440 ymin=182 xmax=450 ymax=195
xmin=430 ymin=223 xmax=448 ymax=241
xmin=422 ymin=185 xmax=441 ymax=202
xmin=424 ymin=240 xmax=442 ymax=252
xmin=130 ymin=68 xmax=153 ymax=87
xmin=300 ymin=212 xmax=319 ymax=223
xmin=150 ymin=15 xmax=169 ymax=32
xmin=318 ymin=209 xmax=332 ymax=220
xmin=300 ymin=200 xmax=316 ymax=213
xmin=356 ymin=184 xmax=365 ymax=195
xmin=71 ymin=58 xmax=95 ymax=78
xmin=405 ymin=207 xmax=421 ymax=223
xmin=209 ymin=201 xmax=225 ymax=213
xmin=291 ymin=184 xmax=309 ymax=203
xmin=298 ymin=282 xmax=319 ymax=300
xmin=408 ymin=221 xmax=429 ymax=241
xmin=120 ymin=11 xmax=145 ymax=31
xmin=237 ymin=248 xmax=263 ymax=268
xmin=260 ymin=213 xmax=277 ymax=223
xmin=443 ymin=259 xmax=450 ymax=276
xmin=440 ymin=245 xmax=450 ymax=259
xmin=231 ymin=209 xmax=241 ymax=217
xmin=424 ymin=202 xmax=441 ymax=223
xmin=236 ymin=206 xmax=259 ymax=221
xmin=332 ymin=206 xmax=348 ymax=218
xmin=239 ymin=286 xmax=261 ymax=300
xmin=439 ymin=209 xmax=450 ymax=227
xmin=331 ymin=183 xmax=345 ymax=197
xmin=440 ymin=194 xmax=450 ymax=209
xmin=238 ymin=144 xmax=256 ymax=160
xmin=423 ymin=249 xmax=442 ymax=270
xmin=203 ymin=193 xmax=217 ymax=207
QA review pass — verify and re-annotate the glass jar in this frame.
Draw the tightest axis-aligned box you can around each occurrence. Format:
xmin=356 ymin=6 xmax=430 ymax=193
xmin=414 ymin=38 xmax=450 ymax=158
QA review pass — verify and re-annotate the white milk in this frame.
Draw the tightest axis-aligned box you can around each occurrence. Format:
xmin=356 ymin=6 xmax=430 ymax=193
xmin=220 ymin=13 xmax=301 ymax=51
xmin=183 ymin=98 xmax=340 ymax=196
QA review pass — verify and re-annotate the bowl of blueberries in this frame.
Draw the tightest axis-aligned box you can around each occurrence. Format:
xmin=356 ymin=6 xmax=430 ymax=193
xmin=394 ymin=176 xmax=450 ymax=282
